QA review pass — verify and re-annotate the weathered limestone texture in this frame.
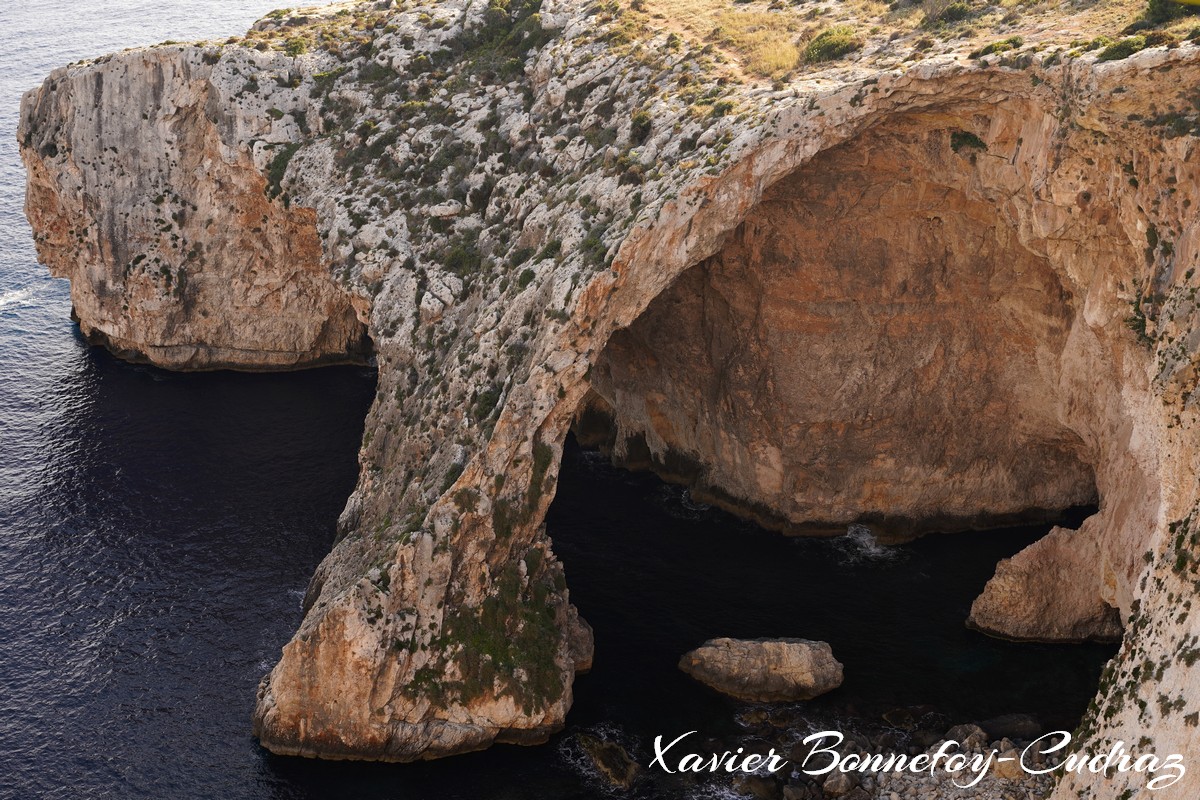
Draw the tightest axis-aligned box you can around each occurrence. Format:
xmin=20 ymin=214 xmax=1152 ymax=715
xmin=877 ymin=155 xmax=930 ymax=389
xmin=19 ymin=0 xmax=1200 ymax=795
xmin=21 ymin=47 xmax=370 ymax=370
xmin=679 ymin=637 xmax=844 ymax=702
xmin=968 ymin=521 xmax=1124 ymax=642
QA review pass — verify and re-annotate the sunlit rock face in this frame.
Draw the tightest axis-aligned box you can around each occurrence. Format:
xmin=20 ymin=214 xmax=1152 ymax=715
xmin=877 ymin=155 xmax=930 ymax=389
xmin=20 ymin=50 xmax=370 ymax=371
xmin=588 ymin=113 xmax=1099 ymax=538
xmin=18 ymin=0 xmax=1200 ymax=794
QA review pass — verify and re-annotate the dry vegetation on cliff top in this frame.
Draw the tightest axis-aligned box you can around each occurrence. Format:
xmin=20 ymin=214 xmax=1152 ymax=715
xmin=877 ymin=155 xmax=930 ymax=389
xmin=627 ymin=0 xmax=1200 ymax=80
xmin=217 ymin=0 xmax=1200 ymax=87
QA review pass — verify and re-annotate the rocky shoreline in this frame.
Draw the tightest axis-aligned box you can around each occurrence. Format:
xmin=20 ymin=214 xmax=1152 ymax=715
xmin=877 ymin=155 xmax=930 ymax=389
xmin=577 ymin=707 xmax=1065 ymax=799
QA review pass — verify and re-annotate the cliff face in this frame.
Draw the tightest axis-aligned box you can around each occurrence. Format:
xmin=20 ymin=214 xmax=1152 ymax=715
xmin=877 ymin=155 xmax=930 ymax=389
xmin=19 ymin=0 xmax=1200 ymax=795
xmin=587 ymin=111 xmax=1099 ymax=536
xmin=21 ymin=44 xmax=370 ymax=369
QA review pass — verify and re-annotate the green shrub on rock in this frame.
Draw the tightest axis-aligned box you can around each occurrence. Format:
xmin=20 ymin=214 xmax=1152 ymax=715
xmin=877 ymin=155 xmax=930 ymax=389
xmin=969 ymin=35 xmax=1023 ymax=59
xmin=938 ymin=1 xmax=972 ymax=22
xmin=804 ymin=26 xmax=862 ymax=63
xmin=1098 ymin=35 xmax=1147 ymax=61
xmin=630 ymin=108 xmax=652 ymax=143
xmin=1145 ymin=0 xmax=1184 ymax=25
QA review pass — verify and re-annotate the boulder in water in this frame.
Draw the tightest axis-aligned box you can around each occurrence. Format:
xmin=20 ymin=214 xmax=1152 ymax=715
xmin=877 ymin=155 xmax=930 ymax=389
xmin=678 ymin=638 xmax=843 ymax=702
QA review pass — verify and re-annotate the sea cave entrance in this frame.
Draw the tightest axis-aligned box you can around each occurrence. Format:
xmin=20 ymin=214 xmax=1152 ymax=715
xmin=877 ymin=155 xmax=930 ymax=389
xmin=577 ymin=114 xmax=1101 ymax=541
xmin=540 ymin=113 xmax=1125 ymax=781
xmin=545 ymin=435 xmax=1116 ymax=749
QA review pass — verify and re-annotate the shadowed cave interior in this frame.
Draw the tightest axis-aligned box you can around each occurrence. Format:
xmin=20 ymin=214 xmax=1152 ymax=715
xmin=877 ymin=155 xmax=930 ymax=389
xmin=575 ymin=114 xmax=1101 ymax=543
xmin=549 ymin=113 xmax=1122 ymax=744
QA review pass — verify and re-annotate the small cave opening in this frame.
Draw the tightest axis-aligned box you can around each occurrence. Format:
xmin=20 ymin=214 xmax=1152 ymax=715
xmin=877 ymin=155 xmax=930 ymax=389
xmin=541 ymin=114 xmax=1122 ymax=780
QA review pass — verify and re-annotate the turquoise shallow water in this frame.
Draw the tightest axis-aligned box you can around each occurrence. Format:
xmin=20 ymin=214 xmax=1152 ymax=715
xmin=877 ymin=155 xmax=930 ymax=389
xmin=0 ymin=4 xmax=1116 ymax=798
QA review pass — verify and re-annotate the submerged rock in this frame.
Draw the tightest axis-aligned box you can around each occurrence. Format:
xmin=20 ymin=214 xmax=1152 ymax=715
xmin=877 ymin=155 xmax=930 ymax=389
xmin=577 ymin=734 xmax=640 ymax=790
xmin=678 ymin=638 xmax=843 ymax=702
xmin=979 ymin=713 xmax=1042 ymax=742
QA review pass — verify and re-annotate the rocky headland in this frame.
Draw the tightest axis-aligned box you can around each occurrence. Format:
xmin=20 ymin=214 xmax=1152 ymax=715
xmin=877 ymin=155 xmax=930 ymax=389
xmin=18 ymin=0 xmax=1200 ymax=797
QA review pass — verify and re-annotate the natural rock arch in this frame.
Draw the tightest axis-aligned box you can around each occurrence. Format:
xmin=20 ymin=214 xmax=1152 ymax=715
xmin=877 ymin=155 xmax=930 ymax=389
xmin=250 ymin=73 xmax=1182 ymax=768
xmin=20 ymin=21 xmax=1200 ymax=796
xmin=576 ymin=106 xmax=1138 ymax=642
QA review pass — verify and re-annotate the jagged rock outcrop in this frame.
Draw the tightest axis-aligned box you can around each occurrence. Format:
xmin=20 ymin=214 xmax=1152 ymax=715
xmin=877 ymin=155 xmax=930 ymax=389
xmin=679 ymin=638 xmax=844 ymax=702
xmin=19 ymin=0 xmax=1200 ymax=797
xmin=20 ymin=45 xmax=370 ymax=370
xmin=967 ymin=521 xmax=1124 ymax=642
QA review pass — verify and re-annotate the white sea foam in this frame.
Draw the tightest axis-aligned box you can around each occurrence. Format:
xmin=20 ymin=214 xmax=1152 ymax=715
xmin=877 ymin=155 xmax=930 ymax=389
xmin=656 ymin=485 xmax=712 ymax=520
xmin=836 ymin=523 xmax=902 ymax=563
xmin=556 ymin=722 xmax=642 ymax=796
xmin=0 ymin=287 xmax=34 ymax=310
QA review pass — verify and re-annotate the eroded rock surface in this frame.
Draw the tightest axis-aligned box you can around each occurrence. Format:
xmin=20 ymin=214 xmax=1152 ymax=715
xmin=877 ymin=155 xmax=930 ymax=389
xmin=968 ymin=521 xmax=1124 ymax=642
xmin=679 ymin=637 xmax=844 ymax=702
xmin=21 ymin=47 xmax=370 ymax=370
xmin=585 ymin=117 xmax=1099 ymax=536
xmin=19 ymin=1 xmax=1200 ymax=797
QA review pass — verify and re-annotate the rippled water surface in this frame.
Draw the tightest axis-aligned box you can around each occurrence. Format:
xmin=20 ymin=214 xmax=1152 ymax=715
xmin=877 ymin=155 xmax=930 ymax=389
xmin=0 ymin=4 xmax=1116 ymax=799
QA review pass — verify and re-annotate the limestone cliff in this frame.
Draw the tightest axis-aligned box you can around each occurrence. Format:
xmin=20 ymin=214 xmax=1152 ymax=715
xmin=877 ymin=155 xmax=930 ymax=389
xmin=21 ymin=44 xmax=370 ymax=369
xmin=19 ymin=0 xmax=1200 ymax=796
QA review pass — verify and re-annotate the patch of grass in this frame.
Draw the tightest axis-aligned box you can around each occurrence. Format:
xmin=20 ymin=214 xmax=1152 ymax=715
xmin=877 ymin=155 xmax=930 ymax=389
xmin=282 ymin=36 xmax=308 ymax=56
xmin=711 ymin=10 xmax=804 ymax=76
xmin=449 ymin=0 xmax=553 ymax=83
xmin=938 ymin=1 xmax=973 ymax=23
xmin=1098 ymin=35 xmax=1147 ymax=60
xmin=1080 ymin=35 xmax=1114 ymax=52
xmin=1126 ymin=290 xmax=1153 ymax=346
xmin=527 ymin=440 xmax=555 ymax=510
xmin=453 ymin=487 xmax=478 ymax=513
xmin=633 ymin=0 xmax=810 ymax=78
xmin=921 ymin=0 xmax=975 ymax=28
xmin=492 ymin=498 xmax=515 ymax=539
xmin=509 ymin=246 xmax=535 ymax=267
xmin=970 ymin=35 xmax=1023 ymax=58
xmin=437 ymin=563 xmax=564 ymax=713
xmin=630 ymin=108 xmax=652 ymax=143
xmin=473 ymin=385 xmax=502 ymax=421
xmin=805 ymin=26 xmax=862 ymax=63
xmin=1143 ymin=29 xmax=1181 ymax=47
xmin=710 ymin=99 xmax=735 ymax=117
xmin=444 ymin=242 xmax=481 ymax=275
xmin=265 ymin=143 xmax=300 ymax=200
xmin=440 ymin=462 xmax=465 ymax=493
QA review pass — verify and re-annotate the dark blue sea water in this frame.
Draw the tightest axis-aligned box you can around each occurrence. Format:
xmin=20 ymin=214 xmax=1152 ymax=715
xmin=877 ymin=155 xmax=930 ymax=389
xmin=0 ymin=4 xmax=1116 ymax=799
